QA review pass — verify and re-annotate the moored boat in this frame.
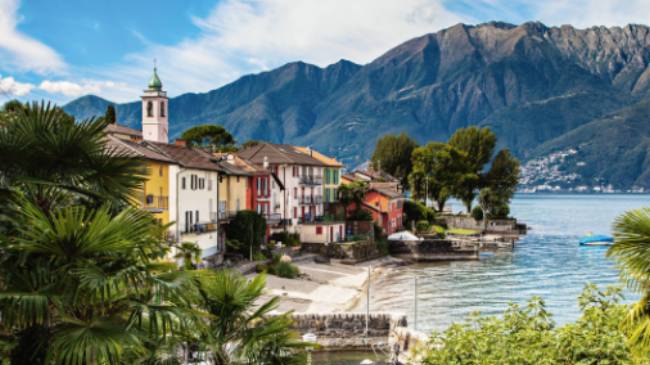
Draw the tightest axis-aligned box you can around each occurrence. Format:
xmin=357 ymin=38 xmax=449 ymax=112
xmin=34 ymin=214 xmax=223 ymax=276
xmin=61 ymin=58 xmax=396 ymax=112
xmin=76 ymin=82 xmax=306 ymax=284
xmin=579 ymin=234 xmax=614 ymax=246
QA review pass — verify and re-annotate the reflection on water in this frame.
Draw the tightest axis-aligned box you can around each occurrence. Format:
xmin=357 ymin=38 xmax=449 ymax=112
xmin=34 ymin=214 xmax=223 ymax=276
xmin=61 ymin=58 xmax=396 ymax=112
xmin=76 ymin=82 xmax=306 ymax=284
xmin=369 ymin=194 xmax=650 ymax=332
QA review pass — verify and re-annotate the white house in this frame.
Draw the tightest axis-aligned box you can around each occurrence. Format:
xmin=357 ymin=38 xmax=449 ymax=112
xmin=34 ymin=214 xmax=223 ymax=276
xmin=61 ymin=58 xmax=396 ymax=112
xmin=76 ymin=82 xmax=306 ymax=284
xmin=237 ymin=143 xmax=327 ymax=233
xmin=137 ymin=66 xmax=224 ymax=266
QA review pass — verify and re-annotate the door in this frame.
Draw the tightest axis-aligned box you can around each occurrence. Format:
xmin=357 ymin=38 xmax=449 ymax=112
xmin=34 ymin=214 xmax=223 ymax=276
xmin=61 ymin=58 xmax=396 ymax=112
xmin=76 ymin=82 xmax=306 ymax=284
xmin=329 ymin=226 xmax=334 ymax=243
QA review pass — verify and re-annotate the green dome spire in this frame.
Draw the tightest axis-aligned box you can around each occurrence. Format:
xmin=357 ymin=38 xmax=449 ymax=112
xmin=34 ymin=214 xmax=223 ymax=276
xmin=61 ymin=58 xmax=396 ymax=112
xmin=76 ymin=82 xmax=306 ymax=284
xmin=148 ymin=63 xmax=162 ymax=91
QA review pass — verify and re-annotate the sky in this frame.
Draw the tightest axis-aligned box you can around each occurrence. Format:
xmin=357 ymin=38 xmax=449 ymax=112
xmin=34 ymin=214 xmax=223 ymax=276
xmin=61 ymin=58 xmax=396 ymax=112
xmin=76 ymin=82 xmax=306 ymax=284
xmin=3 ymin=0 xmax=650 ymax=105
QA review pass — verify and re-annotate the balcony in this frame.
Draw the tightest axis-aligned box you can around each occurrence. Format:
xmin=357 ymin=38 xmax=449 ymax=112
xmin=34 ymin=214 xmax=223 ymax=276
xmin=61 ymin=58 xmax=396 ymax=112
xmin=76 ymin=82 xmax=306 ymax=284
xmin=299 ymin=195 xmax=323 ymax=204
xmin=264 ymin=212 xmax=282 ymax=225
xmin=299 ymin=175 xmax=323 ymax=185
xmin=183 ymin=221 xmax=218 ymax=234
xmin=143 ymin=195 xmax=168 ymax=213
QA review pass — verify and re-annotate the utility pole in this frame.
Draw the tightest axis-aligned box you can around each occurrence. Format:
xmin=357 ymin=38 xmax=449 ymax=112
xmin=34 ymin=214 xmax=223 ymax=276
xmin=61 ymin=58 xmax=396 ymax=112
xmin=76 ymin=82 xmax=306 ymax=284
xmin=365 ymin=265 xmax=371 ymax=336
xmin=414 ymin=276 xmax=418 ymax=331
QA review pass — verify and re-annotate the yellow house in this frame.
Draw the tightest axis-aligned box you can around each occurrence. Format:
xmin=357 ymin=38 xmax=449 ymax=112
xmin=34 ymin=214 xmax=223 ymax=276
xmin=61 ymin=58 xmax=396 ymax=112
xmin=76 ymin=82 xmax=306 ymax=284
xmin=214 ymin=154 xmax=252 ymax=219
xmin=104 ymin=131 xmax=177 ymax=225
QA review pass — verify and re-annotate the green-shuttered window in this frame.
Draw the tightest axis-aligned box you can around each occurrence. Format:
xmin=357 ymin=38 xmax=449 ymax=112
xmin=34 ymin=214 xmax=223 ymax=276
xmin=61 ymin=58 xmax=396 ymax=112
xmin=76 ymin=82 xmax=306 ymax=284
xmin=333 ymin=169 xmax=339 ymax=184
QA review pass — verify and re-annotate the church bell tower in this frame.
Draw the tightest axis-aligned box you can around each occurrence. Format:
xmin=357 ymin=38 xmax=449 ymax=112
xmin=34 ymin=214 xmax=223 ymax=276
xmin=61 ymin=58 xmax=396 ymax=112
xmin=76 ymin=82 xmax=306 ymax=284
xmin=141 ymin=62 xmax=169 ymax=143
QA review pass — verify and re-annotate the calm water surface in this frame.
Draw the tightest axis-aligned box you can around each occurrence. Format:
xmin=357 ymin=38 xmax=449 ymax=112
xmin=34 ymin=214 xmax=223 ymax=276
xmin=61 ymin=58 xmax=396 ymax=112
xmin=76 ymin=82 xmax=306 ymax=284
xmin=369 ymin=194 xmax=650 ymax=332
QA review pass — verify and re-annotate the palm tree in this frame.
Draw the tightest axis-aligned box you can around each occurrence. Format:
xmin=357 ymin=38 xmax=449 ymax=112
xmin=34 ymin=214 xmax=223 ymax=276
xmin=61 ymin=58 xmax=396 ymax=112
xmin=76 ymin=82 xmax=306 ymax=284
xmin=174 ymin=242 xmax=203 ymax=270
xmin=0 ymin=102 xmax=198 ymax=364
xmin=338 ymin=181 xmax=369 ymax=216
xmin=608 ymin=207 xmax=650 ymax=349
xmin=196 ymin=270 xmax=307 ymax=364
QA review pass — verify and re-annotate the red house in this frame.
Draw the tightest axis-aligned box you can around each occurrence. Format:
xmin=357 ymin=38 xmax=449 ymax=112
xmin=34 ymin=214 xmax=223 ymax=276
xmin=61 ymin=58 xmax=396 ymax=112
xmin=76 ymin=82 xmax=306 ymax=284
xmin=347 ymin=188 xmax=404 ymax=235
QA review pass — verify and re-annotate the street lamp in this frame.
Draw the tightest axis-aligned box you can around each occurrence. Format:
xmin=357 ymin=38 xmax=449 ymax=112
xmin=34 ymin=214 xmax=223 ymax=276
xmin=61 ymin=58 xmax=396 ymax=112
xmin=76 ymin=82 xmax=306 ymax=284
xmin=302 ymin=332 xmax=317 ymax=365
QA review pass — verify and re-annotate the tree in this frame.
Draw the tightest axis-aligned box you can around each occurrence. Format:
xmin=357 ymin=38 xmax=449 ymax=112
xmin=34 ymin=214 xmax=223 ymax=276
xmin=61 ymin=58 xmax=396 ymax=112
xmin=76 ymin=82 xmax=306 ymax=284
xmin=181 ymin=124 xmax=236 ymax=152
xmin=339 ymin=181 xmax=369 ymax=215
xmin=485 ymin=149 xmax=520 ymax=201
xmin=410 ymin=142 xmax=466 ymax=212
xmin=448 ymin=126 xmax=496 ymax=173
xmin=447 ymin=127 xmax=497 ymax=212
xmin=371 ymin=133 xmax=418 ymax=186
xmin=225 ymin=210 xmax=267 ymax=261
xmin=196 ymin=270 xmax=307 ymax=364
xmin=0 ymin=102 xmax=198 ymax=364
xmin=241 ymin=140 xmax=261 ymax=149
xmin=174 ymin=241 xmax=202 ymax=270
xmin=104 ymin=104 xmax=116 ymax=124
xmin=608 ymin=208 xmax=650 ymax=349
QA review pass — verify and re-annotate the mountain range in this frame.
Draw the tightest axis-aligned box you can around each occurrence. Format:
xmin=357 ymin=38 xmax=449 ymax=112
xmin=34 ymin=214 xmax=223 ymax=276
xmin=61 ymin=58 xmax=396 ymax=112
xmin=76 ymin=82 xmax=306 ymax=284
xmin=64 ymin=21 xmax=650 ymax=191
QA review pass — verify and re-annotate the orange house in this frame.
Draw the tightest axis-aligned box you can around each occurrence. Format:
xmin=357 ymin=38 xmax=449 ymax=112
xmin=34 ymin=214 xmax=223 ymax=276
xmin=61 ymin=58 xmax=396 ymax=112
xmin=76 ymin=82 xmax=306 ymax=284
xmin=347 ymin=188 xmax=404 ymax=235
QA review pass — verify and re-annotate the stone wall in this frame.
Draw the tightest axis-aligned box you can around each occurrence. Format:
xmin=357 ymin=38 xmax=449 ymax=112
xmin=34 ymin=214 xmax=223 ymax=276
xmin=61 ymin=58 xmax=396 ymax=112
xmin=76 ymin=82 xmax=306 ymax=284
xmin=301 ymin=241 xmax=380 ymax=263
xmin=388 ymin=238 xmax=479 ymax=261
xmin=439 ymin=214 xmax=525 ymax=234
xmin=290 ymin=312 xmax=407 ymax=350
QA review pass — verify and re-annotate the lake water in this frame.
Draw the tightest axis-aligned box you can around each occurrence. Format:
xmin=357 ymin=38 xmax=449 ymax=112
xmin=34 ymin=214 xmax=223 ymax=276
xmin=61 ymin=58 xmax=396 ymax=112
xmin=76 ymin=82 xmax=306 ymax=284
xmin=368 ymin=193 xmax=650 ymax=332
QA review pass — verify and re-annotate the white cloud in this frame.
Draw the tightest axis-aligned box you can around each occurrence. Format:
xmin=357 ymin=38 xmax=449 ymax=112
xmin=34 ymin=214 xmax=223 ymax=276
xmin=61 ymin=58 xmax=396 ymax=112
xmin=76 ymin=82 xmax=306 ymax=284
xmin=38 ymin=79 xmax=129 ymax=98
xmin=0 ymin=74 xmax=32 ymax=96
xmin=0 ymin=0 xmax=66 ymax=74
xmin=97 ymin=0 xmax=469 ymax=100
xmin=530 ymin=0 xmax=650 ymax=28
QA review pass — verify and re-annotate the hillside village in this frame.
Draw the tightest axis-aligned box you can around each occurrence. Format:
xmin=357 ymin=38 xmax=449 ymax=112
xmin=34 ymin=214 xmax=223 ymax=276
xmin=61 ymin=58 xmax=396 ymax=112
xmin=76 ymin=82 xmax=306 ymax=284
xmin=107 ymin=67 xmax=406 ymax=266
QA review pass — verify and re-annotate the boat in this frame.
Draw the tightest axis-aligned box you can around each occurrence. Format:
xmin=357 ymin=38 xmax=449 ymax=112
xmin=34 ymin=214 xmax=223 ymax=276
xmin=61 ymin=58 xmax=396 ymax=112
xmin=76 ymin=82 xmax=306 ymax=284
xmin=579 ymin=234 xmax=614 ymax=246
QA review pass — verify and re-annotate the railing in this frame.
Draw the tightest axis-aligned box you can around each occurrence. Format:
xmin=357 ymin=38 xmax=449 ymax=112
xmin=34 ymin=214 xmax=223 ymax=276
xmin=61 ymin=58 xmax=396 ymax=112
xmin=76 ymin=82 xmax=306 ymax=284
xmin=264 ymin=212 xmax=282 ymax=224
xmin=299 ymin=195 xmax=323 ymax=204
xmin=183 ymin=222 xmax=218 ymax=234
xmin=143 ymin=195 xmax=169 ymax=211
xmin=299 ymin=175 xmax=323 ymax=185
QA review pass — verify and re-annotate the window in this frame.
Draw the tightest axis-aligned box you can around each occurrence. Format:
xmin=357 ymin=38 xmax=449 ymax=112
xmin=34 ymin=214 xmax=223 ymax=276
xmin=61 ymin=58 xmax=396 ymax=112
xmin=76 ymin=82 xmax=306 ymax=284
xmin=333 ymin=170 xmax=339 ymax=184
xmin=185 ymin=211 xmax=192 ymax=232
xmin=316 ymin=226 xmax=323 ymax=235
xmin=181 ymin=177 xmax=186 ymax=189
xmin=195 ymin=210 xmax=199 ymax=223
xmin=160 ymin=101 xmax=165 ymax=117
xmin=294 ymin=187 xmax=298 ymax=198
xmin=199 ymin=178 xmax=205 ymax=190
xmin=146 ymin=101 xmax=153 ymax=117
xmin=159 ymin=165 xmax=163 ymax=177
xmin=293 ymin=207 xmax=297 ymax=219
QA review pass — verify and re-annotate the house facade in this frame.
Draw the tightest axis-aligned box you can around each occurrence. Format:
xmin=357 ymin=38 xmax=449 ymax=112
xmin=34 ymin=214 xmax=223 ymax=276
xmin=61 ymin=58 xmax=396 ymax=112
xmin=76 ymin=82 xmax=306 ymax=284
xmin=237 ymin=143 xmax=328 ymax=232
xmin=346 ymin=188 xmax=404 ymax=235
xmin=295 ymin=147 xmax=342 ymax=208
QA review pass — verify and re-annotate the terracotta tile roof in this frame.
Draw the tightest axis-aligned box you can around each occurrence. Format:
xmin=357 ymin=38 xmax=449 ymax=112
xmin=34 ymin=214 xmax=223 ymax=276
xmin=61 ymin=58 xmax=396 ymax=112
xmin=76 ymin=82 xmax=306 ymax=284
xmin=213 ymin=153 xmax=268 ymax=175
xmin=104 ymin=123 xmax=142 ymax=138
xmin=104 ymin=135 xmax=176 ymax=163
xmin=293 ymin=146 xmax=343 ymax=167
xmin=145 ymin=142 xmax=220 ymax=171
xmin=370 ymin=187 xmax=403 ymax=199
xmin=237 ymin=143 xmax=326 ymax=166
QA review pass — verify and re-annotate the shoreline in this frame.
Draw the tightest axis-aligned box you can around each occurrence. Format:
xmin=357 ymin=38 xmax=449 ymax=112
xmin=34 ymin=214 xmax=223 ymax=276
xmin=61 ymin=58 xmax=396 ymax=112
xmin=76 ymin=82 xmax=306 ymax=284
xmin=252 ymin=255 xmax=403 ymax=315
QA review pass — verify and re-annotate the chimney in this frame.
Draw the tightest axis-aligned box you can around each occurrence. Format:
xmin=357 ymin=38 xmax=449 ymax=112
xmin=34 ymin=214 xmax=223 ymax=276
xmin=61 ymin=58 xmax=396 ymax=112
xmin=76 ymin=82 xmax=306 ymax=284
xmin=263 ymin=156 xmax=269 ymax=169
xmin=307 ymin=146 xmax=312 ymax=157
xmin=174 ymin=138 xmax=187 ymax=147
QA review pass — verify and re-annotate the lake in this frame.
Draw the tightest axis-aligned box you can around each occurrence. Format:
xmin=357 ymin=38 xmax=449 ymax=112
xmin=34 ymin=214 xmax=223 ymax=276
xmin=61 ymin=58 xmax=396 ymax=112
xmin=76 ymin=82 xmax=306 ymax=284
xmin=368 ymin=193 xmax=650 ymax=332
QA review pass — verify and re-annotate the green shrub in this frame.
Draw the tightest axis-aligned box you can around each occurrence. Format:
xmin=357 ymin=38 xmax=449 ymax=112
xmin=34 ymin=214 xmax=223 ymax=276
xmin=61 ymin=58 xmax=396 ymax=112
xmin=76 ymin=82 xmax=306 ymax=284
xmin=349 ymin=209 xmax=373 ymax=221
xmin=416 ymin=220 xmax=431 ymax=233
xmin=421 ymin=285 xmax=645 ymax=365
xmin=471 ymin=206 xmax=484 ymax=221
xmin=225 ymin=210 xmax=267 ymax=257
xmin=253 ymin=252 xmax=267 ymax=261
xmin=269 ymin=261 xmax=300 ymax=279
xmin=270 ymin=231 xmax=301 ymax=246
xmin=404 ymin=200 xmax=436 ymax=225
xmin=376 ymin=238 xmax=389 ymax=256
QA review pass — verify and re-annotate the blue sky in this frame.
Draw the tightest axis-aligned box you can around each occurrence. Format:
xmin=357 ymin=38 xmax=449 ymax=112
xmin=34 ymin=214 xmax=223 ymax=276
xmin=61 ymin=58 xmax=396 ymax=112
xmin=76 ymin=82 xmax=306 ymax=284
xmin=2 ymin=0 xmax=650 ymax=104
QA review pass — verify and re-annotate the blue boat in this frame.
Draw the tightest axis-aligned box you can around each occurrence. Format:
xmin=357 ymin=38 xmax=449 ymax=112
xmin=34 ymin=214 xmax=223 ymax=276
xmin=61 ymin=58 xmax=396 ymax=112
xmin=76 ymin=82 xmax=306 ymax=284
xmin=579 ymin=234 xmax=614 ymax=246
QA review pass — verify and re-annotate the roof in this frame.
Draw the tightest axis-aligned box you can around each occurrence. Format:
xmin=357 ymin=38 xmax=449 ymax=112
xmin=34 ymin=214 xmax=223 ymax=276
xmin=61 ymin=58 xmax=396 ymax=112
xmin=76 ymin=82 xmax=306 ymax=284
xmin=104 ymin=123 xmax=142 ymax=138
xmin=237 ymin=143 xmax=326 ymax=166
xmin=104 ymin=135 xmax=175 ymax=163
xmin=213 ymin=153 xmax=269 ymax=176
xmin=369 ymin=187 xmax=403 ymax=199
xmin=146 ymin=142 xmax=220 ymax=171
xmin=354 ymin=167 xmax=399 ymax=183
xmin=148 ymin=66 xmax=162 ymax=91
xmin=293 ymin=146 xmax=342 ymax=167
